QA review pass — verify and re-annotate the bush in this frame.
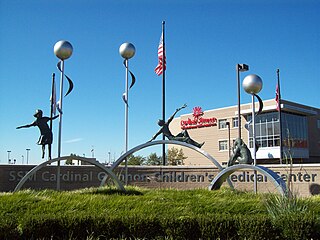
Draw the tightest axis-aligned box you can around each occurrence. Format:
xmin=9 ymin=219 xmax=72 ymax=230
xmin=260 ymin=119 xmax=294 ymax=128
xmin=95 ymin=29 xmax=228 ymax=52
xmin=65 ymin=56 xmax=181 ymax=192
xmin=264 ymin=193 xmax=320 ymax=240
xmin=236 ymin=214 xmax=279 ymax=240
xmin=19 ymin=215 xmax=68 ymax=239
xmin=273 ymin=213 xmax=320 ymax=240
xmin=0 ymin=217 xmax=20 ymax=239
xmin=1 ymin=188 xmax=320 ymax=239
xmin=2 ymin=213 xmax=320 ymax=239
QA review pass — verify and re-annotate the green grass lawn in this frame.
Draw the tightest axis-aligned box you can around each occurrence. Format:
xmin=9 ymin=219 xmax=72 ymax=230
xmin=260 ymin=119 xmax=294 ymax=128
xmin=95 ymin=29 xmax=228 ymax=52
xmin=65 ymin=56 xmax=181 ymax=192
xmin=1 ymin=187 xmax=320 ymax=239
xmin=0 ymin=187 xmax=266 ymax=218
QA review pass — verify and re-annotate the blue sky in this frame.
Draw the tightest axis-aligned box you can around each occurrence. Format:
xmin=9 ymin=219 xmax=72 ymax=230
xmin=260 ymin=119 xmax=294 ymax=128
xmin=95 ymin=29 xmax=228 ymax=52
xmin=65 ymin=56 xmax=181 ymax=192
xmin=0 ymin=0 xmax=319 ymax=165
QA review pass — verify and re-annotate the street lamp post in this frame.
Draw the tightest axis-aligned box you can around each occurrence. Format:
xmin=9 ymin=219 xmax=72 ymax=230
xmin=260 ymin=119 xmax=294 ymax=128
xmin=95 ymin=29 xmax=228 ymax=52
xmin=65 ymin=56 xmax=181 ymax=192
xmin=91 ymin=146 xmax=95 ymax=158
xmin=7 ymin=150 xmax=11 ymax=164
xmin=119 ymin=42 xmax=136 ymax=186
xmin=236 ymin=64 xmax=249 ymax=140
xmin=243 ymin=74 xmax=263 ymax=194
xmin=26 ymin=148 xmax=30 ymax=164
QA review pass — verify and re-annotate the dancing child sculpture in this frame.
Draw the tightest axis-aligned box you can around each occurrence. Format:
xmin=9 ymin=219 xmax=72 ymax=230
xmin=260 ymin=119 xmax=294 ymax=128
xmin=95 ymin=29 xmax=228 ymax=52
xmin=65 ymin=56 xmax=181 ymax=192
xmin=17 ymin=109 xmax=59 ymax=159
xmin=149 ymin=104 xmax=204 ymax=148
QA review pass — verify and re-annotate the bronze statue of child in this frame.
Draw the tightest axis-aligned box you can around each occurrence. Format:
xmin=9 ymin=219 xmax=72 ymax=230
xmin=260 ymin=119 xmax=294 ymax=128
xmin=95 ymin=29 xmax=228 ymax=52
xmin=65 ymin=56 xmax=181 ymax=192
xmin=227 ymin=138 xmax=254 ymax=166
xmin=17 ymin=109 xmax=59 ymax=159
xmin=149 ymin=104 xmax=204 ymax=148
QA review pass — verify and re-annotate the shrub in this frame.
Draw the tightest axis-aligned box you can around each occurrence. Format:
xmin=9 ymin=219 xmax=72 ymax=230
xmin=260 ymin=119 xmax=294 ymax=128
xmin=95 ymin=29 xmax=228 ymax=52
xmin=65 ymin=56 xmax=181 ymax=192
xmin=0 ymin=217 xmax=20 ymax=239
xmin=1 ymin=187 xmax=320 ymax=239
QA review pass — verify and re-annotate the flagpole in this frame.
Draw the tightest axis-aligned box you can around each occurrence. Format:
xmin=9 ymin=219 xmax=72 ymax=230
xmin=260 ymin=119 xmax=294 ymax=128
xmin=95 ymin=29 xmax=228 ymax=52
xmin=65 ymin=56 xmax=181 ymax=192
xmin=162 ymin=21 xmax=166 ymax=166
xmin=49 ymin=73 xmax=55 ymax=160
xmin=277 ymin=69 xmax=283 ymax=164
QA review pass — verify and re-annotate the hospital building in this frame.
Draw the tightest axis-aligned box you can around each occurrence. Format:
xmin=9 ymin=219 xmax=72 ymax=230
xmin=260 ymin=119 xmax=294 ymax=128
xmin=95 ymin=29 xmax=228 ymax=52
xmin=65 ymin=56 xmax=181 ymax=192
xmin=169 ymin=99 xmax=320 ymax=166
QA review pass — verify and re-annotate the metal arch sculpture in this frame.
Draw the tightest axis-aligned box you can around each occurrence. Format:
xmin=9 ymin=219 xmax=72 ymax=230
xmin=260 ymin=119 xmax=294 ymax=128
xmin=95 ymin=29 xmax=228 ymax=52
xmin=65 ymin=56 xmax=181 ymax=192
xmin=208 ymin=164 xmax=288 ymax=196
xmin=14 ymin=156 xmax=125 ymax=192
xmin=100 ymin=140 xmax=233 ymax=188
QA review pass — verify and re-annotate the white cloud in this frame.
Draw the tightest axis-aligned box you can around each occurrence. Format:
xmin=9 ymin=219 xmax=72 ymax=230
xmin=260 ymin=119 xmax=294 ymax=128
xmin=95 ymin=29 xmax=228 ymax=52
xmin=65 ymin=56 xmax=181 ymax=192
xmin=64 ymin=138 xmax=84 ymax=144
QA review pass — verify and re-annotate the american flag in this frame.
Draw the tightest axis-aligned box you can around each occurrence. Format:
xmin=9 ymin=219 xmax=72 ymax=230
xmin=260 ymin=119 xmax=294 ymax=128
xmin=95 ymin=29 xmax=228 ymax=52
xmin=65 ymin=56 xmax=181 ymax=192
xmin=275 ymin=84 xmax=280 ymax=111
xmin=154 ymin=33 xmax=166 ymax=76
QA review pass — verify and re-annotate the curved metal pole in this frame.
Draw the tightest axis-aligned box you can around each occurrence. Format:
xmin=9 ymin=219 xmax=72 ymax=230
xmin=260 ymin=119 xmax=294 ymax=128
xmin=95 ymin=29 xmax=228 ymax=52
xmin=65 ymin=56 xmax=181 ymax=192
xmin=100 ymin=140 xmax=233 ymax=188
xmin=208 ymin=164 xmax=288 ymax=196
xmin=252 ymin=94 xmax=257 ymax=193
xmin=57 ymin=60 xmax=64 ymax=191
xmin=14 ymin=156 xmax=125 ymax=192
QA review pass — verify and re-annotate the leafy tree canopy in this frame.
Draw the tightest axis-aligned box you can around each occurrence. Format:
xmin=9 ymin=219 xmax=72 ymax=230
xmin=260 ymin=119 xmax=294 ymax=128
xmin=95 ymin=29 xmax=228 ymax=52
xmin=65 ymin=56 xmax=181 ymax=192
xmin=145 ymin=152 xmax=162 ymax=166
xmin=167 ymin=147 xmax=187 ymax=166
xmin=121 ymin=154 xmax=146 ymax=165
xmin=65 ymin=153 xmax=77 ymax=165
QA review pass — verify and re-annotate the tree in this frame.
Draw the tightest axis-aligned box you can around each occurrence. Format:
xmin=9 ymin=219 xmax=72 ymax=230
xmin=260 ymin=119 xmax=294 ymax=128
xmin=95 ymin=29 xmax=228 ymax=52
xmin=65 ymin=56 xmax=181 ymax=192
xmin=167 ymin=147 xmax=187 ymax=166
xmin=146 ymin=152 xmax=162 ymax=165
xmin=65 ymin=153 xmax=77 ymax=165
xmin=121 ymin=154 xmax=145 ymax=165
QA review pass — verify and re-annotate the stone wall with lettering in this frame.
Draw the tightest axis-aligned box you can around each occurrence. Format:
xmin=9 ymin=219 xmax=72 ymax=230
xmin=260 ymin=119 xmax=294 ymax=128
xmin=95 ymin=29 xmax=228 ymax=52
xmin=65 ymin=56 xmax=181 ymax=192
xmin=1 ymin=165 xmax=319 ymax=196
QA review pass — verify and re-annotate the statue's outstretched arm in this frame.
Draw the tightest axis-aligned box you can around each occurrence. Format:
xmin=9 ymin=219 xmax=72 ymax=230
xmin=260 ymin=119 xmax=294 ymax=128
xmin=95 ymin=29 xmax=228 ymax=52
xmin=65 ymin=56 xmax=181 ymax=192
xmin=16 ymin=123 xmax=34 ymax=129
xmin=50 ymin=115 xmax=59 ymax=121
xmin=167 ymin=104 xmax=187 ymax=124
xmin=149 ymin=129 xmax=162 ymax=142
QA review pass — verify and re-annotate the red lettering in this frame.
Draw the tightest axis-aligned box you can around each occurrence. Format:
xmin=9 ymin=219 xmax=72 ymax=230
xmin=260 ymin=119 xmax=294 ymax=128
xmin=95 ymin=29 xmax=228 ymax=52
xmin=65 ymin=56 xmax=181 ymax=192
xmin=180 ymin=116 xmax=217 ymax=130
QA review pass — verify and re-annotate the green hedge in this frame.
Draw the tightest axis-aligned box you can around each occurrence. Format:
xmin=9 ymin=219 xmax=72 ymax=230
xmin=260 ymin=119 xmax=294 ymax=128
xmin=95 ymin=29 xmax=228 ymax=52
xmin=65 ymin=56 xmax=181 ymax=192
xmin=0 ymin=217 xmax=20 ymax=239
xmin=1 ymin=213 xmax=319 ymax=239
xmin=1 ymin=188 xmax=319 ymax=239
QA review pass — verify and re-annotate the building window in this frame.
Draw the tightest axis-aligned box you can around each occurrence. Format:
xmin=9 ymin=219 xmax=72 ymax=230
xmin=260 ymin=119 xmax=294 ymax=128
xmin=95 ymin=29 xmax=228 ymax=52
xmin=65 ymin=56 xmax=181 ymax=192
xmin=219 ymin=119 xmax=228 ymax=129
xmin=246 ymin=112 xmax=308 ymax=149
xmin=232 ymin=117 xmax=238 ymax=128
xmin=281 ymin=112 xmax=308 ymax=148
xmin=247 ymin=112 xmax=280 ymax=148
xmin=219 ymin=140 xmax=228 ymax=151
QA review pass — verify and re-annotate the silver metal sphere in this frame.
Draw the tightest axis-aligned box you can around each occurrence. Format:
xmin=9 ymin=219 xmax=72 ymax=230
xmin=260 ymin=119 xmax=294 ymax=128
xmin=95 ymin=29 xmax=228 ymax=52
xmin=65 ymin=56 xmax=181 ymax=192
xmin=54 ymin=40 xmax=73 ymax=60
xmin=242 ymin=74 xmax=263 ymax=94
xmin=119 ymin=42 xmax=135 ymax=59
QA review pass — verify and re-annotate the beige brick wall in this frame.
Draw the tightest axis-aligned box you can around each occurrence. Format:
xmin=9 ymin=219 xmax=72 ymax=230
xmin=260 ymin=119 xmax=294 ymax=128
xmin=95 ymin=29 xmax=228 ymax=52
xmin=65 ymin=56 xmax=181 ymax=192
xmin=170 ymin=104 xmax=250 ymax=165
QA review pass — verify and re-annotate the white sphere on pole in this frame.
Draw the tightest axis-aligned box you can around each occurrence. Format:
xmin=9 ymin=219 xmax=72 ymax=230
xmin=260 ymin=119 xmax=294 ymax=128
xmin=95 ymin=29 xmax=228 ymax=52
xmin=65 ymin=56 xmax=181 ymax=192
xmin=119 ymin=42 xmax=135 ymax=59
xmin=54 ymin=40 xmax=73 ymax=60
xmin=242 ymin=74 xmax=263 ymax=94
